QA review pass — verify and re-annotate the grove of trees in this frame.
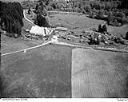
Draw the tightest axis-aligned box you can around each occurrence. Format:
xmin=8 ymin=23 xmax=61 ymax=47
xmin=0 ymin=1 xmax=24 ymax=37
xmin=34 ymin=0 xmax=50 ymax=27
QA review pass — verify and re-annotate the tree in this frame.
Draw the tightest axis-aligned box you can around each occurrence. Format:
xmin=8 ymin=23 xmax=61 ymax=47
xmin=35 ymin=14 xmax=49 ymax=27
xmin=27 ymin=7 xmax=31 ymax=14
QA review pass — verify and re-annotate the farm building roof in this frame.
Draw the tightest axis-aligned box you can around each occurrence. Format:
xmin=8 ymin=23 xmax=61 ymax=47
xmin=30 ymin=25 xmax=52 ymax=36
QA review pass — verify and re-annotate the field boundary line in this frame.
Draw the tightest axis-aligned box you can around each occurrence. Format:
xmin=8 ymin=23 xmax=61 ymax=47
xmin=53 ymin=41 xmax=128 ymax=53
xmin=1 ymin=40 xmax=128 ymax=57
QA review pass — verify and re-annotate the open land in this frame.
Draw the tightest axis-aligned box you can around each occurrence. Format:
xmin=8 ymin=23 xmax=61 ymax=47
xmin=1 ymin=10 xmax=128 ymax=98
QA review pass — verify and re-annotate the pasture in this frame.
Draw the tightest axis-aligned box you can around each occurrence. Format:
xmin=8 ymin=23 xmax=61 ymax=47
xmin=1 ymin=44 xmax=72 ymax=98
xmin=48 ymin=11 xmax=128 ymax=37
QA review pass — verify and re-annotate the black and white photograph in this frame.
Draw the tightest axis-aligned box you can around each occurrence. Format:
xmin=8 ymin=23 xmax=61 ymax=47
xmin=0 ymin=0 xmax=128 ymax=100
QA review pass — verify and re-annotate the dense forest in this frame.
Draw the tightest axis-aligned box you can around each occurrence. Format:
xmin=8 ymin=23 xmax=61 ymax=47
xmin=119 ymin=0 xmax=128 ymax=9
xmin=0 ymin=1 xmax=24 ymax=37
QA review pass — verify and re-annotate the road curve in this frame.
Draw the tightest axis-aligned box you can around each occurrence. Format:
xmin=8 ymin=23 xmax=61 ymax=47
xmin=23 ymin=10 xmax=34 ymax=24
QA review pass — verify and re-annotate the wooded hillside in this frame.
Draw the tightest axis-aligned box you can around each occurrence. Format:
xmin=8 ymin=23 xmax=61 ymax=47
xmin=0 ymin=1 xmax=24 ymax=37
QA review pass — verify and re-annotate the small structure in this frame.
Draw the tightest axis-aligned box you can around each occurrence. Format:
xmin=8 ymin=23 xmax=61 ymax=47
xmin=55 ymin=27 xmax=68 ymax=31
xmin=51 ymin=35 xmax=59 ymax=43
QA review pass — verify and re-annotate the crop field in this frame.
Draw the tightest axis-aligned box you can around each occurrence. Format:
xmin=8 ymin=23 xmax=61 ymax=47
xmin=72 ymin=48 xmax=128 ymax=97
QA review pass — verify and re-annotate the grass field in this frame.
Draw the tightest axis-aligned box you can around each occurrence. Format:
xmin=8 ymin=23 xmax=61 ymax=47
xmin=1 ymin=44 xmax=72 ymax=98
xmin=49 ymin=12 xmax=128 ymax=37
xmin=1 ymin=34 xmax=43 ymax=54
xmin=49 ymin=13 xmax=104 ymax=33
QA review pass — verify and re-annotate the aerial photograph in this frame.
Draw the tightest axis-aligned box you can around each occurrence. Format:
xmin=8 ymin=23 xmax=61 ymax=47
xmin=0 ymin=0 xmax=128 ymax=98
